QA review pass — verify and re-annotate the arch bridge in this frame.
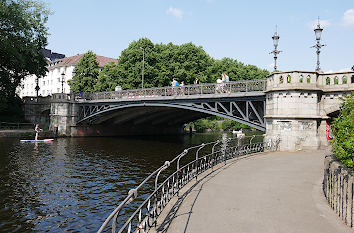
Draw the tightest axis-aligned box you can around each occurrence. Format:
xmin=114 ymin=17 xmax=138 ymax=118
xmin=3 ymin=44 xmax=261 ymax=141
xmin=47 ymin=70 xmax=353 ymax=151
xmin=74 ymin=80 xmax=266 ymax=135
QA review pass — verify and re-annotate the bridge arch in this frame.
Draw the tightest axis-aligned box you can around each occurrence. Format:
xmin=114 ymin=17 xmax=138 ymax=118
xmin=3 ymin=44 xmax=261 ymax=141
xmin=77 ymin=101 xmax=266 ymax=132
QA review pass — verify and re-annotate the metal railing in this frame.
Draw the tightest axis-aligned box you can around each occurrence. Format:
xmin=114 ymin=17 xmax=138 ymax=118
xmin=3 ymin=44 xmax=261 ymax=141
xmin=97 ymin=135 xmax=279 ymax=233
xmin=0 ymin=122 xmax=34 ymax=130
xmin=77 ymin=79 xmax=266 ymax=101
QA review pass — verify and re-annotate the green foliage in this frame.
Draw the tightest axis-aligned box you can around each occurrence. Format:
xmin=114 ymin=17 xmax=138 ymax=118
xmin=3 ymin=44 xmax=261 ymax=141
xmin=70 ymin=51 xmax=100 ymax=93
xmin=93 ymin=38 xmax=270 ymax=91
xmin=190 ymin=117 xmax=250 ymax=132
xmin=331 ymin=93 xmax=354 ymax=168
xmin=94 ymin=62 xmax=118 ymax=92
xmin=0 ymin=0 xmax=50 ymax=116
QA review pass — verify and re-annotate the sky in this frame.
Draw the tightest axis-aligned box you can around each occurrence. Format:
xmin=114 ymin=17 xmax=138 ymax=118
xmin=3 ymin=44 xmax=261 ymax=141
xmin=43 ymin=0 xmax=354 ymax=73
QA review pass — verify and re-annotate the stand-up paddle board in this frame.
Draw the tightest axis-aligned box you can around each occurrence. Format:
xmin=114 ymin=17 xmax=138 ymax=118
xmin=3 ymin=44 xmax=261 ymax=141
xmin=20 ymin=139 xmax=54 ymax=143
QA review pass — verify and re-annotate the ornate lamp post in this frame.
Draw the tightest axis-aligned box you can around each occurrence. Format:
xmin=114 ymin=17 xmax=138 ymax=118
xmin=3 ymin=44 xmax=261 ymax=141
xmin=270 ymin=26 xmax=282 ymax=71
xmin=61 ymin=72 xmax=65 ymax=93
xmin=311 ymin=18 xmax=326 ymax=72
xmin=140 ymin=47 xmax=145 ymax=90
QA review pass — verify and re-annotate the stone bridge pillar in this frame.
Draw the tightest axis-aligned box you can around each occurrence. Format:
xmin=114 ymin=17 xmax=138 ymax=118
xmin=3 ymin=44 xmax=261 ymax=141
xmin=265 ymin=71 xmax=354 ymax=151
xmin=49 ymin=94 xmax=79 ymax=136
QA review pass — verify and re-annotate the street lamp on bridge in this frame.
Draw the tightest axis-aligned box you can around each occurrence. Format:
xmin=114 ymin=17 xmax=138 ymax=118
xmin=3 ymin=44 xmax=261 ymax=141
xmin=311 ymin=17 xmax=326 ymax=72
xmin=270 ymin=26 xmax=282 ymax=72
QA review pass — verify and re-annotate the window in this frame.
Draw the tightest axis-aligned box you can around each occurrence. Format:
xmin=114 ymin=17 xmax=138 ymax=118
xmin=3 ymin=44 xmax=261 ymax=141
xmin=299 ymin=75 xmax=303 ymax=83
xmin=287 ymin=75 xmax=291 ymax=83
xmin=334 ymin=76 xmax=338 ymax=85
xmin=306 ymin=75 xmax=311 ymax=83
xmin=342 ymin=76 xmax=347 ymax=84
xmin=279 ymin=76 xmax=283 ymax=84
xmin=43 ymin=81 xmax=45 ymax=86
xmin=57 ymin=78 xmax=60 ymax=82
xmin=326 ymin=77 xmax=330 ymax=85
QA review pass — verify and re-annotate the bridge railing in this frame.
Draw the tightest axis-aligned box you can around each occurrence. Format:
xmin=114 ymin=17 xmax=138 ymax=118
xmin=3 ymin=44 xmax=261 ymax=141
xmin=78 ymin=79 xmax=266 ymax=101
xmin=97 ymin=135 xmax=280 ymax=233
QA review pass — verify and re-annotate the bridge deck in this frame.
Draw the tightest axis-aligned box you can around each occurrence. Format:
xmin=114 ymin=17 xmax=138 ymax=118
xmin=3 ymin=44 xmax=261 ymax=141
xmin=80 ymin=91 xmax=265 ymax=103
xmin=150 ymin=150 xmax=351 ymax=233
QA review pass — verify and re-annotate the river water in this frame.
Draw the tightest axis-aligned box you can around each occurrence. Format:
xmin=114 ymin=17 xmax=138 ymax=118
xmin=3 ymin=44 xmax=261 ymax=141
xmin=0 ymin=133 xmax=232 ymax=232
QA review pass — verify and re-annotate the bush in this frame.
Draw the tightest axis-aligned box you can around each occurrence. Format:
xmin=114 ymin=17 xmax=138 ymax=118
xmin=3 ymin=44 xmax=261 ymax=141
xmin=331 ymin=93 xmax=354 ymax=168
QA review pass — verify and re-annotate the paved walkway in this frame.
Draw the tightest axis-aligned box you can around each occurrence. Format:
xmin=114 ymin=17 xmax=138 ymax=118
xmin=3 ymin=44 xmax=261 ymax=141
xmin=151 ymin=150 xmax=352 ymax=233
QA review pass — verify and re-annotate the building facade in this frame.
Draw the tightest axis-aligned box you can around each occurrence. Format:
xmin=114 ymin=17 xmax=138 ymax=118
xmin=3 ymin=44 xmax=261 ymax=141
xmin=19 ymin=54 xmax=117 ymax=98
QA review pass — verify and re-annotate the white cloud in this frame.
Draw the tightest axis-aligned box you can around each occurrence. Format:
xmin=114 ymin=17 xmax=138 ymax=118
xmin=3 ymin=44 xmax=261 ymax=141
xmin=342 ymin=9 xmax=354 ymax=26
xmin=166 ymin=7 xmax=183 ymax=19
xmin=307 ymin=19 xmax=331 ymax=29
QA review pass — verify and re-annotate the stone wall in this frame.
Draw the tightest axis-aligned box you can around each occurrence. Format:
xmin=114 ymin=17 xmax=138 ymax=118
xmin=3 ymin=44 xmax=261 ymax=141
xmin=323 ymin=155 xmax=354 ymax=228
xmin=265 ymin=70 xmax=354 ymax=151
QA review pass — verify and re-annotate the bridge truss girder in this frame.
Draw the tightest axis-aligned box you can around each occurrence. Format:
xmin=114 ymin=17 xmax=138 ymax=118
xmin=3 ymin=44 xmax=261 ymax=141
xmin=77 ymin=97 xmax=266 ymax=131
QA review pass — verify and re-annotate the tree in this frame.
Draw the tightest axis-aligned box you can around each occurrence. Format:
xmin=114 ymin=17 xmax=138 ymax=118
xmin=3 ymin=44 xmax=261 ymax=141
xmin=206 ymin=57 xmax=270 ymax=82
xmin=94 ymin=62 xmax=118 ymax=92
xmin=331 ymin=93 xmax=354 ymax=168
xmin=91 ymin=38 xmax=270 ymax=92
xmin=70 ymin=51 xmax=99 ymax=93
xmin=0 ymin=0 xmax=50 ymax=119
xmin=112 ymin=38 xmax=214 ymax=90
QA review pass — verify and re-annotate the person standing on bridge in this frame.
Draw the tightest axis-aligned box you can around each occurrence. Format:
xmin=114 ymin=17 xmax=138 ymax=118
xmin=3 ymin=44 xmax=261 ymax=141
xmin=222 ymin=73 xmax=230 ymax=93
xmin=216 ymin=77 xmax=222 ymax=93
xmin=180 ymin=81 xmax=185 ymax=95
xmin=171 ymin=78 xmax=179 ymax=95
xmin=194 ymin=77 xmax=200 ymax=85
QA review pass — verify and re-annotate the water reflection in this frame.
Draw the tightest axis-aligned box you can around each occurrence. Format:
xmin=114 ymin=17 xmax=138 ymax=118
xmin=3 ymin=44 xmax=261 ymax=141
xmin=0 ymin=133 xmax=224 ymax=232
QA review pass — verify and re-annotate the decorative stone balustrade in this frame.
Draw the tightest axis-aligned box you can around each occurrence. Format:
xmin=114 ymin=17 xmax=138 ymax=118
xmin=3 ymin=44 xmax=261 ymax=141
xmin=266 ymin=71 xmax=354 ymax=92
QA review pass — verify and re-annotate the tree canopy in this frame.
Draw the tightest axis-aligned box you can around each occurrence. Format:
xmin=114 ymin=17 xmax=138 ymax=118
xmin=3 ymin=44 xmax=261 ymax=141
xmin=70 ymin=51 xmax=100 ymax=93
xmin=80 ymin=38 xmax=270 ymax=93
xmin=0 ymin=0 xmax=50 ymax=119
xmin=331 ymin=93 xmax=354 ymax=168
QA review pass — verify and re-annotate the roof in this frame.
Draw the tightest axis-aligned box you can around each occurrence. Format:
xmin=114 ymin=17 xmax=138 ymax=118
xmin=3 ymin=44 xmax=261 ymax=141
xmin=48 ymin=54 xmax=117 ymax=70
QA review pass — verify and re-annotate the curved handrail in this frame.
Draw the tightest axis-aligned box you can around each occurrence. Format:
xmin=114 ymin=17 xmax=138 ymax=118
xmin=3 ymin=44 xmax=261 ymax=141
xmin=97 ymin=134 xmax=277 ymax=233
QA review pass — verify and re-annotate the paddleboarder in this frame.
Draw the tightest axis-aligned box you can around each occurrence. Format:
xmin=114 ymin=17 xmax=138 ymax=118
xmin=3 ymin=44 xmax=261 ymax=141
xmin=34 ymin=124 xmax=42 ymax=141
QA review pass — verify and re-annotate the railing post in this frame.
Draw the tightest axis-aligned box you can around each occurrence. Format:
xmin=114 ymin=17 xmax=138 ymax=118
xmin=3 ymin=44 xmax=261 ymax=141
xmin=195 ymin=144 xmax=205 ymax=180
xmin=245 ymin=82 xmax=248 ymax=92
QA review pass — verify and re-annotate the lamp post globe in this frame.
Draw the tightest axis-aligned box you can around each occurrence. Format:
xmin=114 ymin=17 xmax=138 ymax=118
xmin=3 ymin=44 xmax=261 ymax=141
xmin=272 ymin=32 xmax=280 ymax=48
xmin=314 ymin=23 xmax=323 ymax=40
